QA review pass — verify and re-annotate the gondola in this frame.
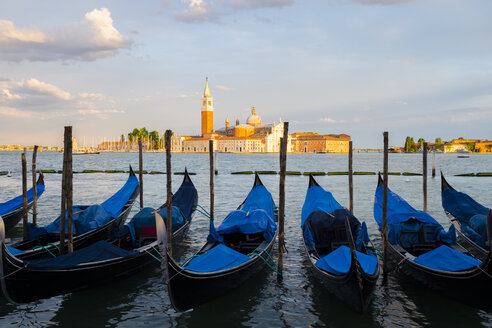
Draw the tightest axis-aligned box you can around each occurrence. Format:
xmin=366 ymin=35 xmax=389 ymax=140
xmin=374 ymin=174 xmax=492 ymax=307
xmin=441 ymin=173 xmax=491 ymax=259
xmin=8 ymin=167 xmax=139 ymax=260
xmin=301 ymin=175 xmax=379 ymax=313
xmin=0 ymin=173 xmax=45 ymax=232
xmin=0 ymin=170 xmax=197 ymax=304
xmin=162 ymin=173 xmax=278 ymax=312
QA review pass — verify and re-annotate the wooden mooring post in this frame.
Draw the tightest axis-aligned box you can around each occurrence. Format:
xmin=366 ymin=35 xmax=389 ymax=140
xmin=278 ymin=122 xmax=289 ymax=280
xmin=21 ymin=149 xmax=28 ymax=240
xmin=209 ymin=140 xmax=215 ymax=221
xmin=138 ymin=140 xmax=144 ymax=209
xmin=214 ymin=150 xmax=218 ymax=175
xmin=60 ymin=126 xmax=73 ymax=253
xmin=382 ymin=131 xmax=389 ymax=279
xmin=165 ymin=130 xmax=173 ymax=255
xmin=32 ymin=145 xmax=38 ymax=225
xmin=348 ymin=141 xmax=354 ymax=213
xmin=423 ymin=142 xmax=428 ymax=212
xmin=432 ymin=148 xmax=436 ymax=178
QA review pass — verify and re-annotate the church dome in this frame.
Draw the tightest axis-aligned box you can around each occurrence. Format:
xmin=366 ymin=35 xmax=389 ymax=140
xmin=246 ymin=107 xmax=262 ymax=127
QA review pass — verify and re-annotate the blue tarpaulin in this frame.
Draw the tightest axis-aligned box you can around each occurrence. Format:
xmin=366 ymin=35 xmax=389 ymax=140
xmin=315 ymin=245 xmax=378 ymax=275
xmin=216 ymin=209 xmax=277 ymax=243
xmin=184 ymin=244 xmax=251 ymax=272
xmin=414 ymin=245 xmax=481 ymax=272
xmin=25 ymin=240 xmax=138 ymax=270
xmin=301 ymin=186 xmax=343 ymax=228
xmin=442 ymin=187 xmax=489 ymax=248
xmin=374 ymin=184 xmax=456 ymax=245
xmin=209 ymin=184 xmax=276 ymax=243
xmin=26 ymin=174 xmax=138 ymax=239
xmin=126 ymin=206 xmax=184 ymax=244
xmin=0 ymin=183 xmax=45 ymax=216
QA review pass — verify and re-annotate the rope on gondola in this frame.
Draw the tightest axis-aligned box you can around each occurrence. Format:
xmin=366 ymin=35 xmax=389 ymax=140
xmin=145 ymin=249 xmax=162 ymax=263
xmin=32 ymin=246 xmax=56 ymax=258
xmin=248 ymin=251 xmax=283 ymax=275
xmin=0 ymin=267 xmax=23 ymax=280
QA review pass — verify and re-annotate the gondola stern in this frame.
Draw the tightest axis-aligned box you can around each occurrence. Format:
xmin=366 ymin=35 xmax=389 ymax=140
xmin=129 ymin=165 xmax=136 ymax=177
xmin=377 ymin=172 xmax=384 ymax=187
xmin=308 ymin=174 xmax=320 ymax=188
xmin=441 ymin=172 xmax=453 ymax=192
xmin=36 ymin=172 xmax=45 ymax=185
xmin=253 ymin=172 xmax=264 ymax=187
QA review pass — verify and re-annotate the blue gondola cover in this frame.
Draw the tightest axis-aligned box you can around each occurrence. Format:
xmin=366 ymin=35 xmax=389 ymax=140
xmin=315 ymin=245 xmax=378 ymax=275
xmin=374 ymin=185 xmax=456 ymax=245
xmin=184 ymin=244 xmax=251 ymax=273
xmin=442 ymin=187 xmax=489 ymax=248
xmin=209 ymin=184 xmax=276 ymax=243
xmin=0 ymin=183 xmax=46 ymax=216
xmin=413 ymin=245 xmax=481 ymax=272
xmin=26 ymin=174 xmax=138 ymax=239
xmin=25 ymin=240 xmax=138 ymax=270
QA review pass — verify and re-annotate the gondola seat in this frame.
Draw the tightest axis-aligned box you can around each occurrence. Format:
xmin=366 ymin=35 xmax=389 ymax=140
xmin=315 ymin=245 xmax=378 ymax=275
xmin=184 ymin=244 xmax=251 ymax=273
xmin=413 ymin=245 xmax=481 ymax=271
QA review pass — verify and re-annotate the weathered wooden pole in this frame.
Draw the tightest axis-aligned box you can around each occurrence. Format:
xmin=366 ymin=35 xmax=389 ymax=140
xmin=66 ymin=127 xmax=73 ymax=253
xmin=382 ymin=131 xmax=389 ymax=279
xmin=348 ymin=140 xmax=354 ymax=213
xmin=32 ymin=145 xmax=38 ymax=225
xmin=432 ymin=148 xmax=436 ymax=178
xmin=209 ymin=139 xmax=215 ymax=221
xmin=21 ymin=149 xmax=28 ymax=240
xmin=60 ymin=127 xmax=73 ymax=254
xmin=278 ymin=122 xmax=289 ymax=280
xmin=165 ymin=130 xmax=173 ymax=255
xmin=138 ymin=140 xmax=143 ymax=209
xmin=423 ymin=142 xmax=428 ymax=212
xmin=214 ymin=150 xmax=218 ymax=175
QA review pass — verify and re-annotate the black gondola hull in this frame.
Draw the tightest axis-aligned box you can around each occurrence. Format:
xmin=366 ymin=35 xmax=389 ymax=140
xmin=386 ymin=242 xmax=492 ymax=308
xmin=166 ymin=238 xmax=276 ymax=312
xmin=305 ymin=248 xmax=379 ymax=313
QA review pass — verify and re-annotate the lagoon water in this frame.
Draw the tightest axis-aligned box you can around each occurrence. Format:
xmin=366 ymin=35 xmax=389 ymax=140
xmin=0 ymin=151 xmax=491 ymax=327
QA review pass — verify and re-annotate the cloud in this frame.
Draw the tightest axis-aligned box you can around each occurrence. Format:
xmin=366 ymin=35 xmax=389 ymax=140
xmin=0 ymin=77 xmax=123 ymax=121
xmin=174 ymin=0 xmax=294 ymax=23
xmin=78 ymin=108 xmax=125 ymax=119
xmin=18 ymin=78 xmax=72 ymax=100
xmin=216 ymin=84 xmax=233 ymax=91
xmin=320 ymin=117 xmax=347 ymax=124
xmin=0 ymin=8 xmax=131 ymax=62
xmin=79 ymin=92 xmax=105 ymax=100
xmin=351 ymin=0 xmax=418 ymax=4
xmin=447 ymin=107 xmax=492 ymax=123
xmin=0 ymin=107 xmax=33 ymax=118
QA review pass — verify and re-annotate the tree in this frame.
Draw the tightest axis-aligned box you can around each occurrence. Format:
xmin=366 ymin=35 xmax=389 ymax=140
xmin=404 ymin=136 xmax=412 ymax=152
xmin=435 ymin=138 xmax=442 ymax=147
xmin=466 ymin=142 xmax=475 ymax=152
xmin=417 ymin=138 xmax=425 ymax=150
xmin=120 ymin=134 xmax=125 ymax=143
xmin=149 ymin=130 xmax=160 ymax=149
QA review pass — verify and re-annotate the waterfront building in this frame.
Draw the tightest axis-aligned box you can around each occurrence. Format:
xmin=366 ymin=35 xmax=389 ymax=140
xmin=475 ymin=140 xmax=492 ymax=153
xmin=289 ymin=132 xmax=351 ymax=153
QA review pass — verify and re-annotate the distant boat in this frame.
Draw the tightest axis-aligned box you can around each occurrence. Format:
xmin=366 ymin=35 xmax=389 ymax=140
xmin=456 ymin=149 xmax=471 ymax=154
xmin=73 ymin=150 xmax=100 ymax=155
xmin=457 ymin=155 xmax=470 ymax=158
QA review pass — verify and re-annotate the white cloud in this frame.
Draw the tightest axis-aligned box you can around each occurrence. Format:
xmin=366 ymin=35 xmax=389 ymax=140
xmin=351 ymin=0 xmax=418 ymax=4
xmin=320 ymin=117 xmax=346 ymax=124
xmin=216 ymin=84 xmax=233 ymax=91
xmin=79 ymin=92 xmax=105 ymax=100
xmin=0 ymin=20 xmax=48 ymax=43
xmin=18 ymin=78 xmax=72 ymax=100
xmin=0 ymin=106 xmax=33 ymax=118
xmin=78 ymin=108 xmax=125 ymax=119
xmin=1 ymin=88 xmax=21 ymax=100
xmin=0 ymin=8 xmax=131 ymax=62
xmin=174 ymin=0 xmax=294 ymax=23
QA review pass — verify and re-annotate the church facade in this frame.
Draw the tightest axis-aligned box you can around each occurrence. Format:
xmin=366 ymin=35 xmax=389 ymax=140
xmin=172 ymin=78 xmax=350 ymax=153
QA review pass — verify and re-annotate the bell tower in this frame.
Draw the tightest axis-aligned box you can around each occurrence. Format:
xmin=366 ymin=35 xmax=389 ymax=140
xmin=201 ymin=77 xmax=214 ymax=136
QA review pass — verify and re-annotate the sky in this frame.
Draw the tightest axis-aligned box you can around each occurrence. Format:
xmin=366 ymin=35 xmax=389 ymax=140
xmin=0 ymin=0 xmax=491 ymax=148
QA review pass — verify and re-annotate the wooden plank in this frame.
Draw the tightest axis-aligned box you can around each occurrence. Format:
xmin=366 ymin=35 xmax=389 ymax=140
xmin=382 ymin=131 xmax=389 ymax=278
xmin=348 ymin=140 xmax=353 ymax=213
xmin=165 ymin=130 xmax=173 ymax=255
xmin=21 ymin=150 xmax=28 ymax=240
